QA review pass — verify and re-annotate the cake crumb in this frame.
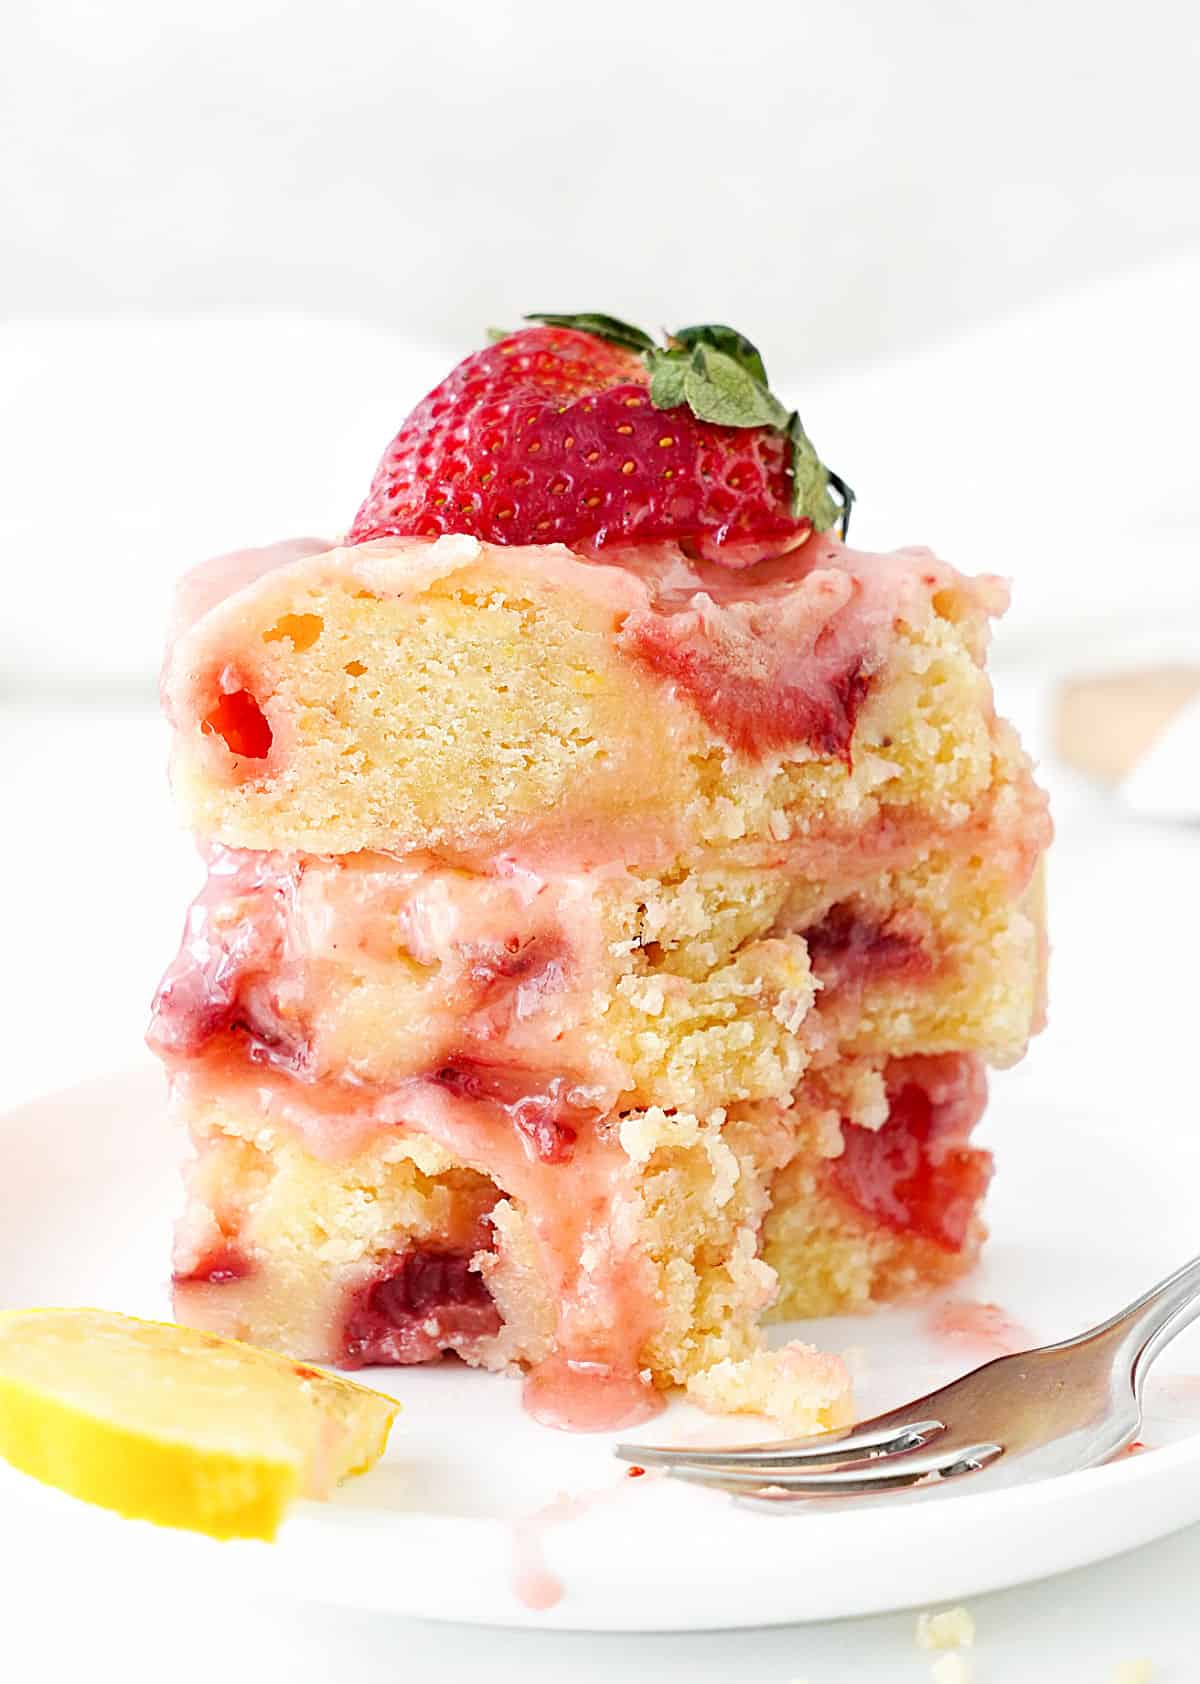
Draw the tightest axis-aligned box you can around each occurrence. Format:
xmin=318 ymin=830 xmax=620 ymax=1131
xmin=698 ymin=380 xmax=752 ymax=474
xmin=1109 ymin=1663 xmax=1153 ymax=1684
xmin=685 ymin=1342 xmax=853 ymax=1435
xmin=931 ymin=1655 xmax=973 ymax=1684
xmin=917 ymin=1606 xmax=976 ymax=1651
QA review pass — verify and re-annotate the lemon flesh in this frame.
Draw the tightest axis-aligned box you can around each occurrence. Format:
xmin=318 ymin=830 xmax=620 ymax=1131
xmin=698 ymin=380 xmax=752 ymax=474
xmin=0 ymin=1308 xmax=399 ymax=1540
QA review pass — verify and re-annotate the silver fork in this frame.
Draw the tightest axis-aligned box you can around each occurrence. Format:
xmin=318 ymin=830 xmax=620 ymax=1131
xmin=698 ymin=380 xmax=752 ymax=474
xmin=615 ymin=1255 xmax=1200 ymax=1506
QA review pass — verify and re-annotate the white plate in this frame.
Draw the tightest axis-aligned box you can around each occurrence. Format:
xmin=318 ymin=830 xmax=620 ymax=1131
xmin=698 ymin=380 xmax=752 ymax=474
xmin=2 ymin=1066 xmax=1199 ymax=1631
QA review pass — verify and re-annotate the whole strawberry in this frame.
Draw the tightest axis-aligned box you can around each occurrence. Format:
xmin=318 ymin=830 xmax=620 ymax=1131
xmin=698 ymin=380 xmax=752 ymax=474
xmin=349 ymin=314 xmax=852 ymax=565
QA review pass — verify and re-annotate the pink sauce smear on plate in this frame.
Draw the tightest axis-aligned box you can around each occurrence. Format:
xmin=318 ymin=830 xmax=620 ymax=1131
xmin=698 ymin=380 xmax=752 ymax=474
xmin=928 ymin=1298 xmax=1034 ymax=1356
xmin=510 ymin=1474 xmax=658 ymax=1611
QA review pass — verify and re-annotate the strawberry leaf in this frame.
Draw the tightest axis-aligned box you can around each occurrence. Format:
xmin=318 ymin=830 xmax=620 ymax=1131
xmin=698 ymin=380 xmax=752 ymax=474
xmin=672 ymin=324 xmax=768 ymax=387
xmin=787 ymin=414 xmax=837 ymax=530
xmin=645 ymin=348 xmax=689 ymax=409
xmin=682 ymin=346 xmax=790 ymax=431
xmin=524 ymin=313 xmax=657 ymax=354
xmin=787 ymin=413 xmax=854 ymax=536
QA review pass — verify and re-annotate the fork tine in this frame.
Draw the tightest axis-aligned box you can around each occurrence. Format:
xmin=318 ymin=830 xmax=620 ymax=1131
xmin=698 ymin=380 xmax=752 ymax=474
xmin=668 ymin=1440 xmax=1003 ymax=1501
xmin=614 ymin=1417 xmax=945 ymax=1471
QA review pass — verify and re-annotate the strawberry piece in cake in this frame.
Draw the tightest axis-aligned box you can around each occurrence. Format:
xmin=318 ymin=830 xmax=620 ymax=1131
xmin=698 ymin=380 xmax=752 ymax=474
xmin=151 ymin=316 xmax=1049 ymax=1431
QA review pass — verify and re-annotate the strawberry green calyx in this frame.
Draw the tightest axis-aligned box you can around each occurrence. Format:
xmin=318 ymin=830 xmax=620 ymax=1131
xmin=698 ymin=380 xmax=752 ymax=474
xmin=524 ymin=312 xmax=854 ymax=536
xmin=672 ymin=323 xmax=767 ymax=383
xmin=523 ymin=312 xmax=657 ymax=354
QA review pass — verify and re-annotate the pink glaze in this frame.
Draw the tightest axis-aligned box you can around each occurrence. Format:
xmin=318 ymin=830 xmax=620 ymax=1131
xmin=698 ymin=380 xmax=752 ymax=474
xmin=512 ymin=1549 xmax=564 ymax=1611
xmin=150 ymin=848 xmax=298 ymax=1063
xmin=511 ymin=1475 xmax=656 ymax=1609
xmin=164 ymin=532 xmax=1007 ymax=769
xmin=169 ymin=537 xmax=334 ymax=646
xmin=392 ymin=1079 xmax=664 ymax=1427
xmin=433 ymin=1063 xmax=592 ymax=1165
xmin=149 ymin=846 xmax=627 ymax=1099
xmin=928 ymin=1298 xmax=1034 ymax=1356
xmin=522 ymin=1353 xmax=664 ymax=1433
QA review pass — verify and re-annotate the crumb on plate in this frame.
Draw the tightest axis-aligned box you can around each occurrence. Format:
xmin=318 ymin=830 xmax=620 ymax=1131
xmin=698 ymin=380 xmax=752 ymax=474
xmin=917 ymin=1606 xmax=976 ymax=1650
xmin=684 ymin=1341 xmax=853 ymax=1435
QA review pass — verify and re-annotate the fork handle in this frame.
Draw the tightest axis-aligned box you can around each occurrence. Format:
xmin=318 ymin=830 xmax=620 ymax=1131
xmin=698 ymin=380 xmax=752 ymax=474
xmin=1093 ymin=1251 xmax=1200 ymax=1381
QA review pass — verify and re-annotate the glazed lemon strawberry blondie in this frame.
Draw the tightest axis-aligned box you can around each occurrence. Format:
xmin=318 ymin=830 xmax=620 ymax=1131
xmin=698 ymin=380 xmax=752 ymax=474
xmin=149 ymin=316 xmax=1049 ymax=1431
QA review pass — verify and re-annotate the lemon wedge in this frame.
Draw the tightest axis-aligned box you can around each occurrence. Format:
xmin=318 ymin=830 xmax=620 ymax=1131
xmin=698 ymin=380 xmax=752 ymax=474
xmin=0 ymin=1308 xmax=399 ymax=1540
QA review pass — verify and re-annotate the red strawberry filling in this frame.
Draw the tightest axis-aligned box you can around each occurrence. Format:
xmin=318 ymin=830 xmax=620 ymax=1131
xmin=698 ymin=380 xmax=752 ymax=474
xmin=173 ymin=1243 xmax=253 ymax=1287
xmin=829 ymin=1056 xmax=991 ymax=1251
xmin=803 ymin=904 xmax=933 ymax=987
xmin=340 ymin=1248 xmax=502 ymax=1367
xmin=202 ymin=688 xmax=273 ymax=759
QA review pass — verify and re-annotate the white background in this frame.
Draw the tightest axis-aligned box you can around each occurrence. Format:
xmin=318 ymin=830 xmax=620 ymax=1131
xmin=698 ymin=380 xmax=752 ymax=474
xmin=5 ymin=0 xmax=1199 ymax=368
xmin=3 ymin=1 xmax=1200 ymax=1677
